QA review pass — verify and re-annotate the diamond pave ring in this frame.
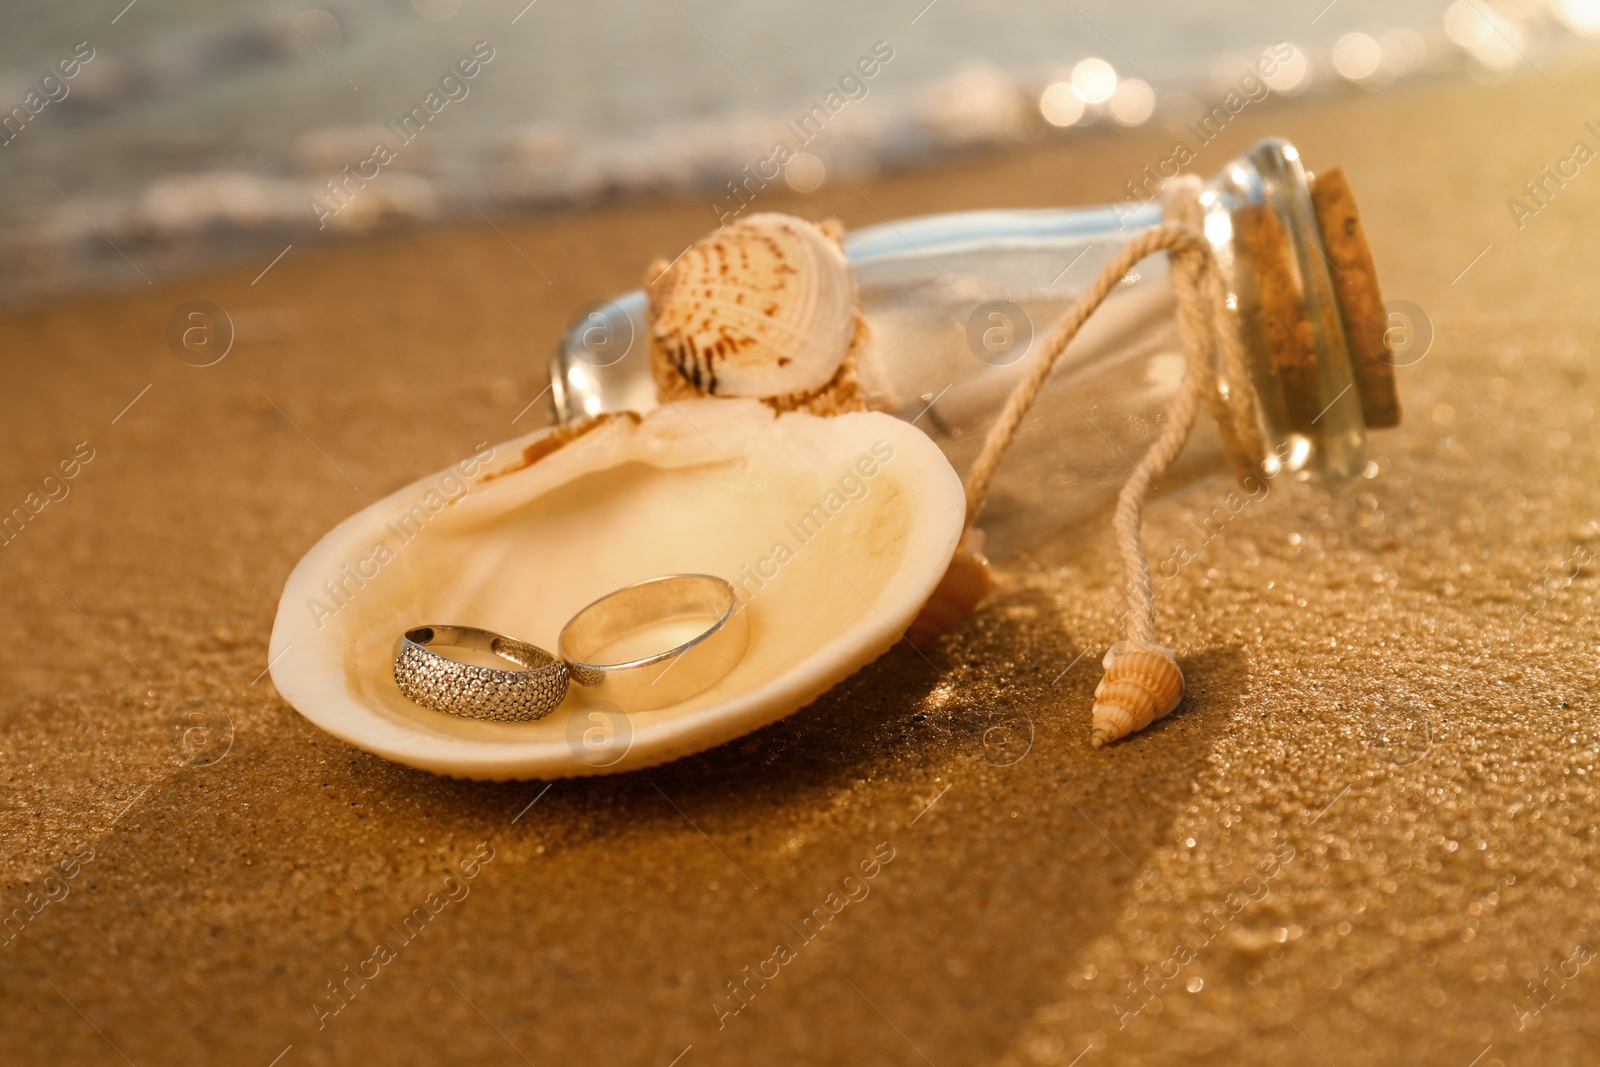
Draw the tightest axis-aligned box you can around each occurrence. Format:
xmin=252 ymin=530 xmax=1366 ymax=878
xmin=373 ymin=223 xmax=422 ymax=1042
xmin=393 ymin=625 xmax=570 ymax=722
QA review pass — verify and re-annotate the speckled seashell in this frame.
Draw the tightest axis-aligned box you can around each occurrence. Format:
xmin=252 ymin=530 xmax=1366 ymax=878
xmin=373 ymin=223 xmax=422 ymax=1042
xmin=1090 ymin=643 xmax=1184 ymax=748
xmin=908 ymin=529 xmax=991 ymax=649
xmin=646 ymin=213 xmax=859 ymax=402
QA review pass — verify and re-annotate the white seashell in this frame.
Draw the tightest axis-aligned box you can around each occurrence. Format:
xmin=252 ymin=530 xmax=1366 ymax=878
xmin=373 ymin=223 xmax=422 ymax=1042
xmin=268 ymin=399 xmax=964 ymax=779
xmin=646 ymin=213 xmax=858 ymax=401
xmin=1090 ymin=643 xmax=1184 ymax=748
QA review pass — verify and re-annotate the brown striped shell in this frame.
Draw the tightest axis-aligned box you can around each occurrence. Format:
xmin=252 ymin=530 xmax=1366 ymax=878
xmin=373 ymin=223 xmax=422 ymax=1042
xmin=645 ymin=213 xmax=858 ymax=400
xmin=1090 ymin=643 xmax=1184 ymax=748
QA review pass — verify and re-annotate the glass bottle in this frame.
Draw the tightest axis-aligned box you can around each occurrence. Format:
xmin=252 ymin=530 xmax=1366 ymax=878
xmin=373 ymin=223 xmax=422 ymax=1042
xmin=548 ymin=138 xmax=1400 ymax=560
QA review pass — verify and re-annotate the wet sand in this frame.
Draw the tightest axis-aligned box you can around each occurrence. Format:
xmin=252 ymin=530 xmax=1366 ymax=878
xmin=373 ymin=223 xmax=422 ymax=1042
xmin=4 ymin=65 xmax=1600 ymax=1066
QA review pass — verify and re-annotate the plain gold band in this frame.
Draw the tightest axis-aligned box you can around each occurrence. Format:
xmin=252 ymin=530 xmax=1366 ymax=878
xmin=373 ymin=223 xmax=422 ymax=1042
xmin=558 ymin=574 xmax=748 ymax=711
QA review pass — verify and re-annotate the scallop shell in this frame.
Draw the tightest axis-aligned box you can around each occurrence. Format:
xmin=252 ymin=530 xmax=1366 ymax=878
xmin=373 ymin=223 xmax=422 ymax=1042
xmin=268 ymin=399 xmax=964 ymax=779
xmin=646 ymin=213 xmax=858 ymax=401
xmin=1090 ymin=643 xmax=1184 ymax=748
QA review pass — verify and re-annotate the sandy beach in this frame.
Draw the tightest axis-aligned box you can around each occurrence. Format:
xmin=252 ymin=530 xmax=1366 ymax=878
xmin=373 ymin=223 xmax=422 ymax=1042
xmin=4 ymin=64 xmax=1600 ymax=1066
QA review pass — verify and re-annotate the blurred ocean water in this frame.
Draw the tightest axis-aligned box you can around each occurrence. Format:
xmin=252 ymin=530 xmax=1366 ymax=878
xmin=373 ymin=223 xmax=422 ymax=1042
xmin=0 ymin=0 xmax=1593 ymax=296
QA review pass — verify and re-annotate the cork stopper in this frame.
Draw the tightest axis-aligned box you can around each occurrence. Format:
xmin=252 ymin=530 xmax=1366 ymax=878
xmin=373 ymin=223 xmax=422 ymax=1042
xmin=1228 ymin=166 xmax=1401 ymax=434
xmin=1309 ymin=167 xmax=1400 ymax=428
xmin=1230 ymin=200 xmax=1323 ymax=433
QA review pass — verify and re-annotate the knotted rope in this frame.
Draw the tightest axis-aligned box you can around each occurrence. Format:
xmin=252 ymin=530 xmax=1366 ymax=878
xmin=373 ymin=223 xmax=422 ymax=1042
xmin=962 ymin=177 xmax=1267 ymax=745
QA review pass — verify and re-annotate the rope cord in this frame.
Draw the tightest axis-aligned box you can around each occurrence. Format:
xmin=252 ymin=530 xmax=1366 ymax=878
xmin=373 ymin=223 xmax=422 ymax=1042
xmin=963 ymin=178 xmax=1266 ymax=655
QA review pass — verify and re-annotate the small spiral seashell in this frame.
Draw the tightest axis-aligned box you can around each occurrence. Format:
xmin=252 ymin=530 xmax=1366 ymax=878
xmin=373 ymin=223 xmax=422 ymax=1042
xmin=646 ymin=213 xmax=859 ymax=404
xmin=1090 ymin=643 xmax=1184 ymax=748
xmin=907 ymin=530 xmax=990 ymax=649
